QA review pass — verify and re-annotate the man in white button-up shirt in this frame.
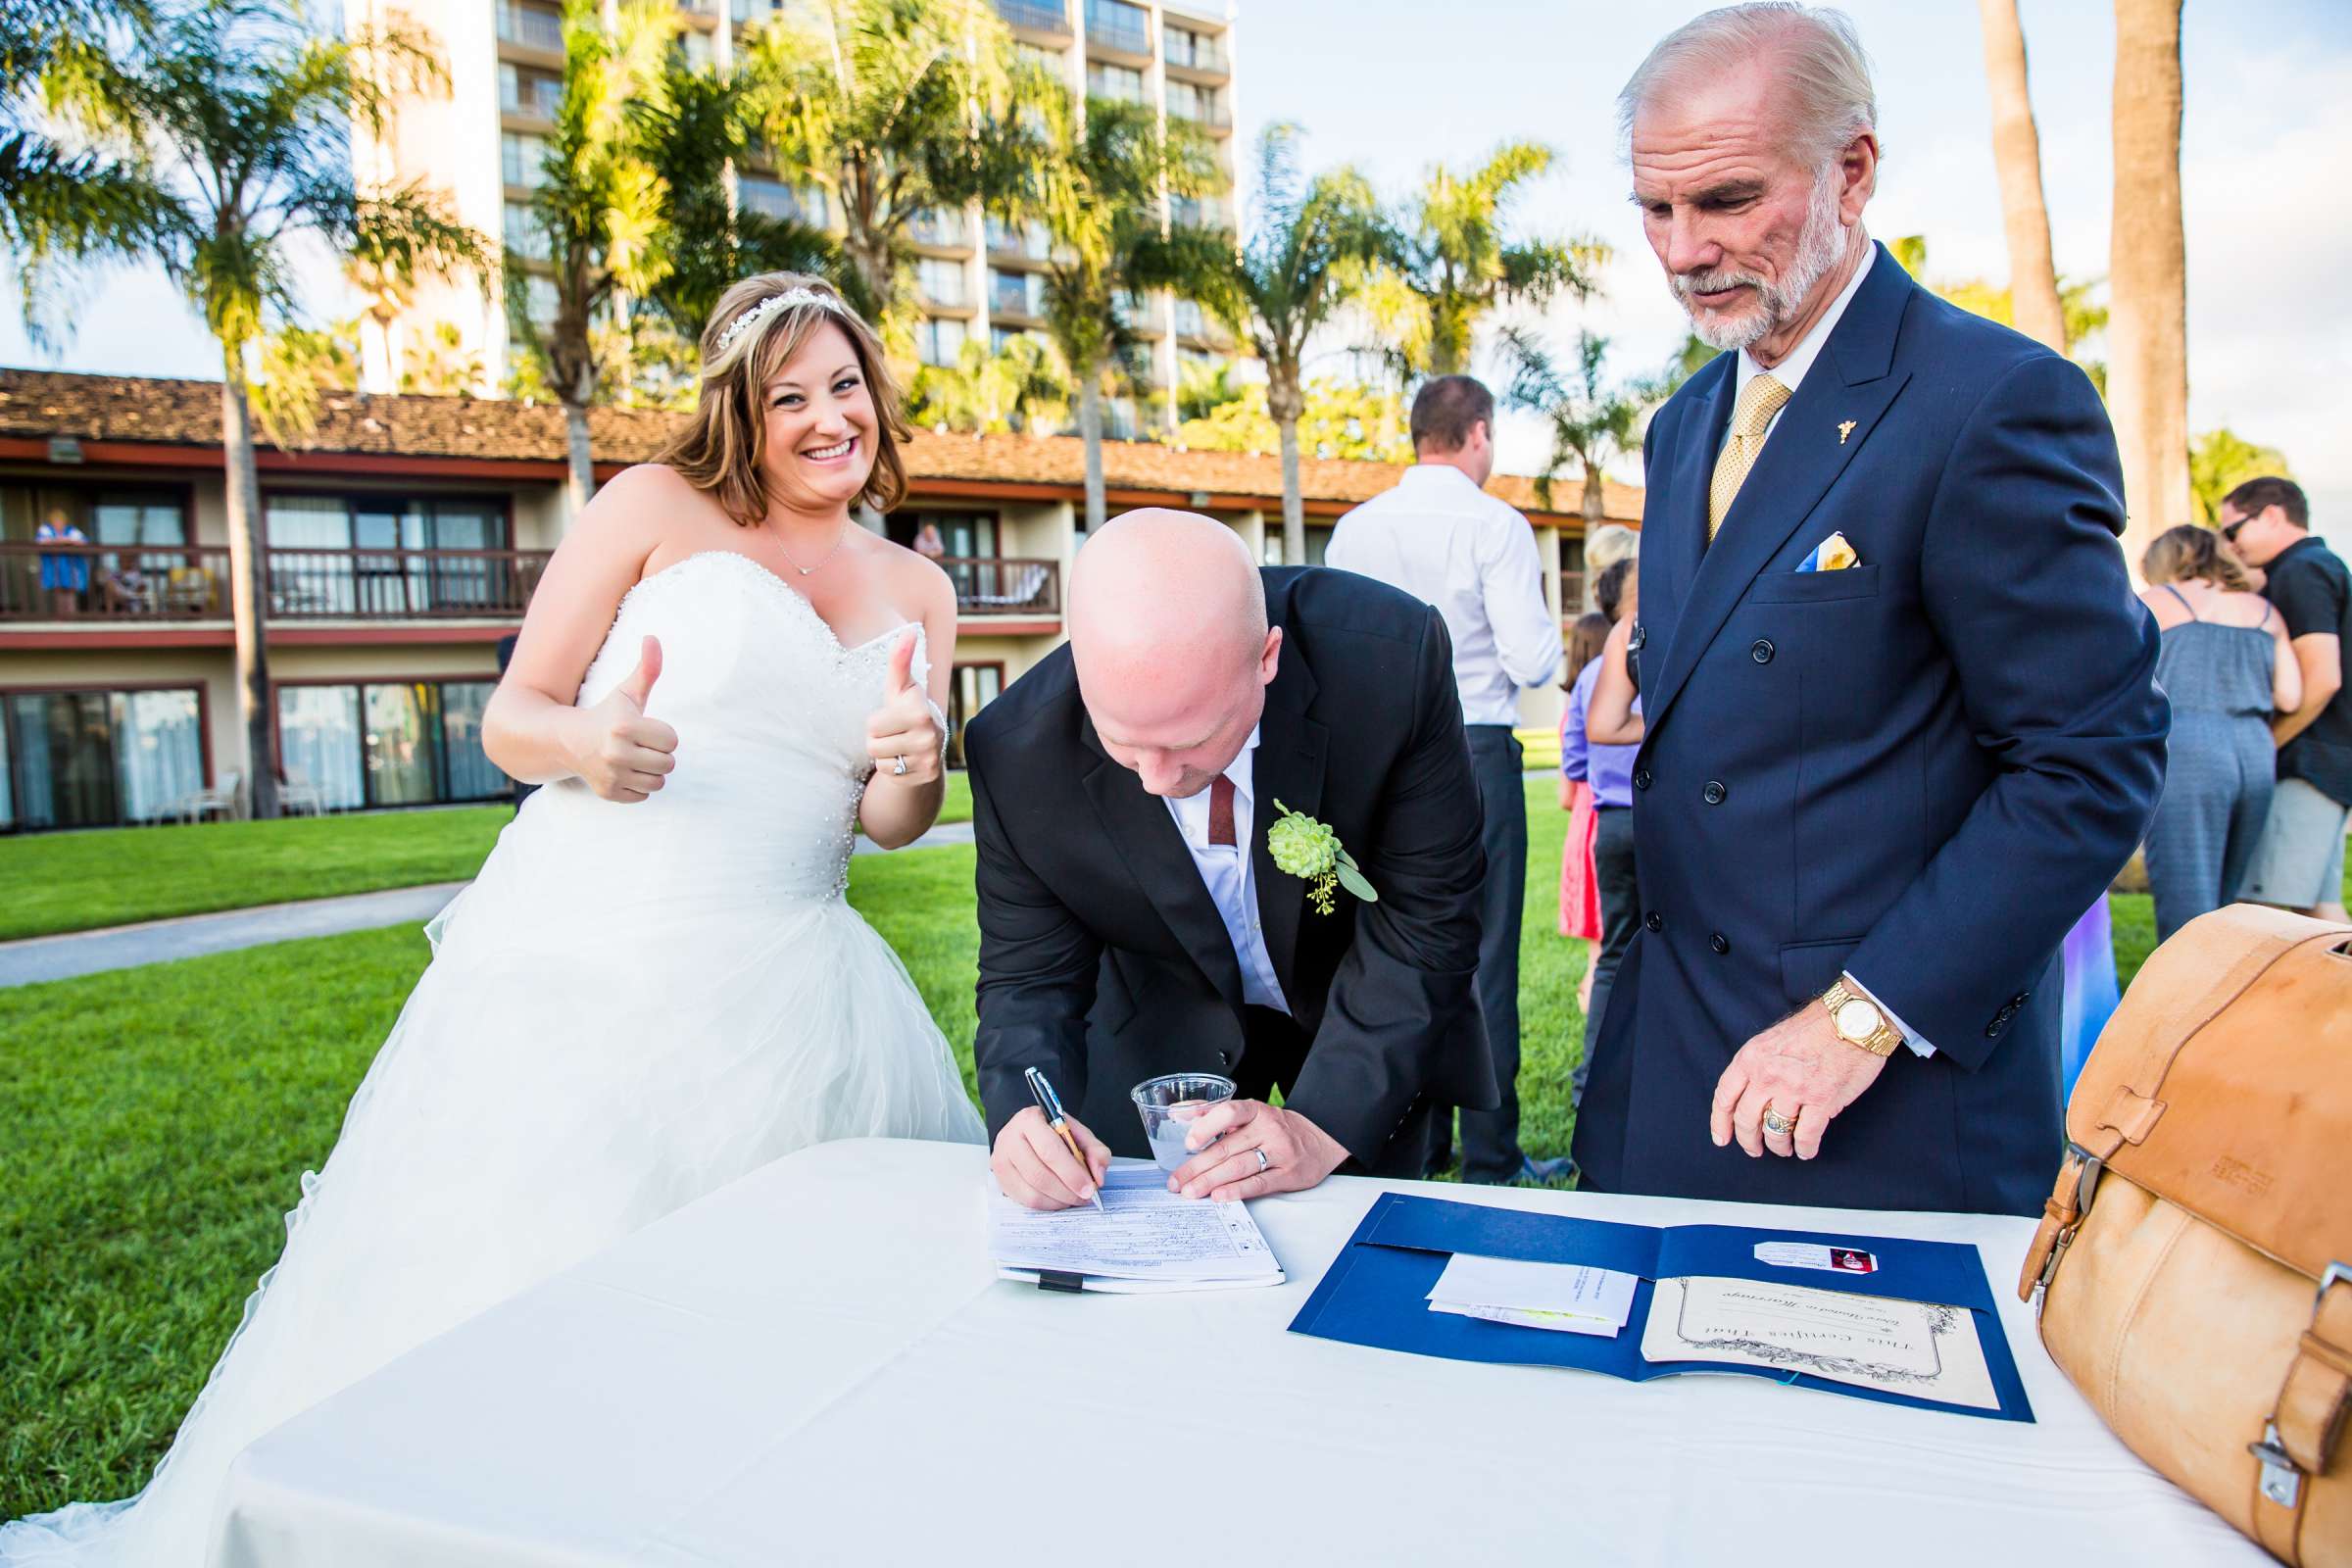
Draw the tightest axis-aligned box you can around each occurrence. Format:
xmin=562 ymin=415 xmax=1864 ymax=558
xmin=1329 ymin=376 xmax=1565 ymax=1185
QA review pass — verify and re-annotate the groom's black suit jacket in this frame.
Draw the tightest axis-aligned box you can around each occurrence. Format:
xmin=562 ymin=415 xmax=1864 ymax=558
xmin=965 ymin=565 xmax=1497 ymax=1173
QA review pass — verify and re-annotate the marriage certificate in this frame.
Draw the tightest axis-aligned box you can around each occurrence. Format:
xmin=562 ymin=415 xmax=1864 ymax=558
xmin=1640 ymin=1276 xmax=2000 ymax=1410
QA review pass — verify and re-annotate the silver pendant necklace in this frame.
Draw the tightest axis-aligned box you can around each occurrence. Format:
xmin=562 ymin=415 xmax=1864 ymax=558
xmin=771 ymin=517 xmax=850 ymax=577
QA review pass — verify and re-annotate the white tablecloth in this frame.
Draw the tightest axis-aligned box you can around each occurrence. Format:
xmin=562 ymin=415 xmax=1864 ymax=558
xmin=214 ymin=1139 xmax=2262 ymax=1567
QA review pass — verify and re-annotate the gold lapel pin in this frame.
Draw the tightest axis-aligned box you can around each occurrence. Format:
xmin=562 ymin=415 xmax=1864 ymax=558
xmin=1838 ymin=419 xmax=1857 ymax=445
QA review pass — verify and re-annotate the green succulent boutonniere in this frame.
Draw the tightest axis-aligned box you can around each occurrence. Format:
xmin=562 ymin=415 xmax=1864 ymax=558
xmin=1267 ymin=800 xmax=1378 ymax=916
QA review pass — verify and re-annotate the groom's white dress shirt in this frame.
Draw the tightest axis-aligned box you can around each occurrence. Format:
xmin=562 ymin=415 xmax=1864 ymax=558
xmin=1721 ymin=241 xmax=1930 ymax=1059
xmin=1326 ymin=464 xmax=1562 ymax=726
xmin=1163 ymin=725 xmax=1290 ymax=1014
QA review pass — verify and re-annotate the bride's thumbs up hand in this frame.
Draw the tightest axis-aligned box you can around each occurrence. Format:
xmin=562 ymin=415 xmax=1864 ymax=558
xmin=571 ymin=635 xmax=679 ymax=803
xmin=864 ymin=630 xmax=942 ymax=789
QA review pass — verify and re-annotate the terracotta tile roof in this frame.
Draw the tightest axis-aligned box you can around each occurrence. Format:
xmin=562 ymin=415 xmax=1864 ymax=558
xmin=0 ymin=367 xmax=1644 ymax=526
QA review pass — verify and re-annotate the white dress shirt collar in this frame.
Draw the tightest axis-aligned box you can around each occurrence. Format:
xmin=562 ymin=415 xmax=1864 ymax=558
xmin=1736 ymin=239 xmax=1875 ymax=403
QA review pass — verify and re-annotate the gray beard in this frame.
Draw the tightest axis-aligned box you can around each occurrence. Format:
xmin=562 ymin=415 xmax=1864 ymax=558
xmin=1674 ymin=172 xmax=1850 ymax=354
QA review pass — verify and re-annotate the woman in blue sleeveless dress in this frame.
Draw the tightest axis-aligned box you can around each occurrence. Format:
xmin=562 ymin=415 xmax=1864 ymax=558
xmin=2137 ymin=524 xmax=2302 ymax=944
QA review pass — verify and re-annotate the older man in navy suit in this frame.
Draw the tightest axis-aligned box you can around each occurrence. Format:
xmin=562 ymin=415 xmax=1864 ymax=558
xmin=1573 ymin=5 xmax=2167 ymax=1217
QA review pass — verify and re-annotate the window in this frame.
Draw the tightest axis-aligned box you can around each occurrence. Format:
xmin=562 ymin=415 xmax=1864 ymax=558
xmin=908 ymin=207 xmax=967 ymax=248
xmin=501 ymin=131 xmax=547 ymax=192
xmin=1561 ymin=536 xmax=1587 ymax=613
xmin=1 ymin=686 xmax=203 ymax=831
xmin=944 ymin=663 xmax=1003 ymax=769
xmin=886 ymin=511 xmax=998 ymax=561
xmin=985 ymin=215 xmax=1051 ymax=259
xmin=274 ymin=679 xmax=505 ymax=812
xmin=1014 ymin=41 xmax=1062 ymax=76
xmin=1171 ymin=298 xmax=1207 ymax=337
xmin=1163 ymin=22 xmax=1221 ymax=71
xmin=1085 ymin=0 xmax=1150 ymax=55
xmin=917 ymin=258 xmax=967 ymax=308
xmin=1166 ymin=80 xmax=1223 ymax=125
xmin=997 ymin=0 xmax=1068 ymax=32
xmin=3 ymin=484 xmax=191 ymax=614
xmin=916 ymin=315 xmax=967 ymax=368
xmin=523 ymin=274 xmax=560 ymax=328
xmin=262 ymin=494 xmax=514 ymax=617
xmin=988 ymin=268 xmax=1045 ymax=318
xmin=502 ymin=201 xmax=549 ymax=262
xmin=990 ymin=325 xmax=1047 ymax=355
xmin=1086 ymin=62 xmax=1144 ymax=103
xmin=497 ymin=0 xmax=564 ymax=50
xmin=499 ymin=63 xmax=563 ymax=120
xmin=739 ymin=175 xmax=826 ymax=227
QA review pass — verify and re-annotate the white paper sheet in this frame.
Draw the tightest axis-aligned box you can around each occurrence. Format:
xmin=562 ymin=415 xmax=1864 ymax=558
xmin=1426 ymin=1254 xmax=1638 ymax=1329
xmin=1641 ymin=1276 xmax=2000 ymax=1411
xmin=1428 ymin=1301 xmax=1629 ymax=1337
xmin=987 ymin=1162 xmax=1282 ymax=1287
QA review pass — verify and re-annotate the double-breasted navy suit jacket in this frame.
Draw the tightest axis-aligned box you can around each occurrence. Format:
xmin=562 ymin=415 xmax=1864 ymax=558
xmin=1573 ymin=244 xmax=2169 ymax=1217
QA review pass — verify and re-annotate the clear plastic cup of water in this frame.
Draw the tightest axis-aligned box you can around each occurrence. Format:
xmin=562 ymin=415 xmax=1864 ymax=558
xmin=1131 ymin=1073 xmax=1237 ymax=1173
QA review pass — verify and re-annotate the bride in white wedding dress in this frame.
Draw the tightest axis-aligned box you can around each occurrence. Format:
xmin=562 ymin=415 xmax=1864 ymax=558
xmin=0 ymin=275 xmax=984 ymax=1565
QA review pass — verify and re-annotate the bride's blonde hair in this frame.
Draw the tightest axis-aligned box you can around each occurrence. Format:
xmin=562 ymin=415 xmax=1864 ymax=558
xmin=655 ymin=272 xmax=910 ymax=525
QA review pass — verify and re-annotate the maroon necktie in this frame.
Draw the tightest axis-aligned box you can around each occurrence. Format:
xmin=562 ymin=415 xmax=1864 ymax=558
xmin=1207 ymin=774 xmax=1237 ymax=847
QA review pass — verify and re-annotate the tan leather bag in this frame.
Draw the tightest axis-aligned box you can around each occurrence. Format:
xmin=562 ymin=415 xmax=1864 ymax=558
xmin=2020 ymin=904 xmax=2352 ymax=1565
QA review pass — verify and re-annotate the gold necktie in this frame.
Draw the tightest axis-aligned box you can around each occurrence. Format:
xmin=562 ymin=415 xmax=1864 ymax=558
xmin=1708 ymin=373 xmax=1791 ymax=542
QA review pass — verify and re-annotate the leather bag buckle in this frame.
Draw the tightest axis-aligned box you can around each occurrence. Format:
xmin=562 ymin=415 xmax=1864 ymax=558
xmin=2314 ymin=1260 xmax=2352 ymax=1329
xmin=2251 ymin=1423 xmax=2302 ymax=1509
xmin=2033 ymin=1148 xmax=2105 ymax=1303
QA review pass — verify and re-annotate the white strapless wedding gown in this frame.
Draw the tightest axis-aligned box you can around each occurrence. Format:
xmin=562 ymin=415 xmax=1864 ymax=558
xmin=0 ymin=551 xmax=985 ymax=1565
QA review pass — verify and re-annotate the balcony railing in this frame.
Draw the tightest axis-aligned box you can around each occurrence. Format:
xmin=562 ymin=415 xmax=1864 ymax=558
xmin=995 ymin=0 xmax=1070 ymax=33
xmin=940 ymin=557 xmax=1058 ymax=616
xmin=1 ymin=544 xmax=552 ymax=623
xmin=497 ymin=1 xmax=565 ymax=51
xmin=1084 ymin=0 xmax=1152 ymax=57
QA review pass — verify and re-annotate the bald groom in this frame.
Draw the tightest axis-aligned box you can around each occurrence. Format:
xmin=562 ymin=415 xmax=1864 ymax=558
xmin=966 ymin=511 xmax=1496 ymax=1209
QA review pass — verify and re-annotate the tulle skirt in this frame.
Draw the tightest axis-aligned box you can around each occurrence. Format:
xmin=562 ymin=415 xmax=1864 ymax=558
xmin=2 ymin=815 xmax=983 ymax=1565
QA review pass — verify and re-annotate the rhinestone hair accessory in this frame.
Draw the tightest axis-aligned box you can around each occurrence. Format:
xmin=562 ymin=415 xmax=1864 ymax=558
xmin=714 ymin=287 xmax=845 ymax=356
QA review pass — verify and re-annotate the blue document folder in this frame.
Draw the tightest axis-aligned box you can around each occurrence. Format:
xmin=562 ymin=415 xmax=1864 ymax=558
xmin=1289 ymin=1195 xmax=2034 ymax=1423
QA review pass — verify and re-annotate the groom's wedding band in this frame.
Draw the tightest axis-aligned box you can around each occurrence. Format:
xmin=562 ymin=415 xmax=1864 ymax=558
xmin=891 ymin=755 xmax=908 ymax=776
xmin=1761 ymin=1105 xmax=1795 ymax=1137
xmin=1253 ymin=1148 xmax=1270 ymax=1173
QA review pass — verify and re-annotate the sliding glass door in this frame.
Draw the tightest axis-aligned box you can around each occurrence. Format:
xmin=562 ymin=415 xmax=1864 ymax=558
xmin=274 ymin=679 xmax=505 ymax=811
xmin=0 ymin=687 xmax=204 ymax=831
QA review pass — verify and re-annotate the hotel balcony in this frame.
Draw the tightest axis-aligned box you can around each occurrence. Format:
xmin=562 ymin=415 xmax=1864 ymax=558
xmin=938 ymin=557 xmax=1059 ymax=617
xmin=496 ymin=0 xmax=564 ymax=58
xmin=1084 ymin=0 xmax=1152 ymax=65
xmin=2 ymin=544 xmax=552 ymax=625
xmin=995 ymin=0 xmax=1072 ymax=37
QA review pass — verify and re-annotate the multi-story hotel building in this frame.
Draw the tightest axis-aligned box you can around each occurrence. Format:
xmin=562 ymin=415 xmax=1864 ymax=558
xmin=0 ymin=369 xmax=1637 ymax=833
xmin=351 ymin=0 xmax=1242 ymax=439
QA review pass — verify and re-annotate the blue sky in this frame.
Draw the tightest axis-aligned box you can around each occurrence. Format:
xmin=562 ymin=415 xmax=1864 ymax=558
xmin=7 ymin=0 xmax=2348 ymax=545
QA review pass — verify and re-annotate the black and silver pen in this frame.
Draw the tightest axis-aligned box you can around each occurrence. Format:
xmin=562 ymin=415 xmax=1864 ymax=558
xmin=1024 ymin=1065 xmax=1104 ymax=1212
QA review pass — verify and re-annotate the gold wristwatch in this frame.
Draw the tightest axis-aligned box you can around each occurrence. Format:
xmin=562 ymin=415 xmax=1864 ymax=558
xmin=1821 ymin=976 xmax=1903 ymax=1057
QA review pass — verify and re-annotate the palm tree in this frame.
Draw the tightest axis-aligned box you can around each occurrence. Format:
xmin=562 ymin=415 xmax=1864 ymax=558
xmin=513 ymin=0 xmax=675 ymax=519
xmin=907 ymin=335 xmax=1068 ymax=435
xmin=1500 ymin=330 xmax=1653 ymax=535
xmin=0 ymin=0 xmax=168 ymax=323
xmin=741 ymin=0 xmax=1032 ymax=329
xmin=2188 ymin=429 xmax=2292 ymax=527
xmin=40 ymin=0 xmax=482 ymax=819
xmin=1359 ymin=142 xmax=1607 ymax=380
xmin=1017 ymin=91 xmax=1223 ymax=532
xmin=633 ymin=59 xmax=844 ymax=340
xmin=1976 ymin=0 xmax=2067 ymax=354
xmin=2109 ymin=0 xmax=2190 ymax=568
xmin=1193 ymin=123 xmax=1386 ymax=565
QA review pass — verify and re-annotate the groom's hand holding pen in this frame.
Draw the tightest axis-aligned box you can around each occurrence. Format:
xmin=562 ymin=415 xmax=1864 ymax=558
xmin=992 ymin=1080 xmax=1112 ymax=1211
xmin=571 ymin=635 xmax=678 ymax=804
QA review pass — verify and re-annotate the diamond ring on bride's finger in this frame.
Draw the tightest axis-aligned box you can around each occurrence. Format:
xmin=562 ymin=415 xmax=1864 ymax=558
xmin=892 ymin=755 xmax=908 ymax=776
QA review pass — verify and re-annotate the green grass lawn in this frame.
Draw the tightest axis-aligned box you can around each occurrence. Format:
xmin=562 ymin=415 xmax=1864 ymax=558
xmin=0 ymin=775 xmax=2334 ymax=1516
xmin=0 ymin=773 xmax=976 ymax=944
